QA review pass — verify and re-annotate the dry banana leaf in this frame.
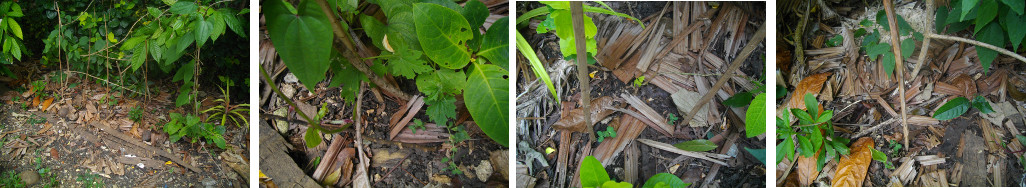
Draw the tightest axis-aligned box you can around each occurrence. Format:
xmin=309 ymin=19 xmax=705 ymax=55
xmin=552 ymin=96 xmax=624 ymax=133
xmin=788 ymin=72 xmax=832 ymax=110
xmin=832 ymin=137 xmax=875 ymax=187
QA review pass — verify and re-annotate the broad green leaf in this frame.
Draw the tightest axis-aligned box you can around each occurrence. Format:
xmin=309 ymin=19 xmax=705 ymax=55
xmin=107 ymin=32 xmax=117 ymax=43
xmin=416 ymin=69 xmax=467 ymax=99
xmin=387 ymin=48 xmax=432 ymax=79
xmin=413 ymin=3 xmax=473 ymax=69
xmin=7 ymin=2 xmax=22 ymax=17
xmin=745 ymin=148 xmax=766 ymax=164
xmin=170 ymin=1 xmax=197 ymax=15
xmin=121 ymin=36 xmax=146 ymax=51
xmin=1003 ymin=9 xmax=1026 ymax=51
xmin=478 ymin=17 xmax=509 ymax=70
xmin=882 ymin=52 xmax=896 ymax=77
xmin=8 ymin=19 xmax=21 ymax=39
xmin=209 ymin=10 xmax=227 ymax=41
xmin=745 ymin=93 xmax=766 ymax=138
xmin=871 ymin=148 xmax=888 ymax=162
xmin=778 ymin=136 xmax=795 ymax=164
xmin=327 ymin=51 xmax=365 ymax=103
xmin=304 ymin=128 xmax=322 ymax=148
xmin=723 ymin=91 xmax=753 ymax=107
xmin=962 ymin=0 xmax=981 ymax=21
xmin=464 ymin=62 xmax=509 ymax=146
xmin=876 ymin=10 xmax=914 ymax=35
xmin=642 ymin=173 xmax=689 ymax=188
xmin=264 ymin=0 xmax=333 ymax=89
xmin=194 ymin=16 xmax=213 ymax=47
xmin=551 ymin=9 xmax=598 ymax=57
xmin=804 ymin=93 xmax=818 ymax=116
xmin=975 ymin=0 xmax=999 ymax=34
xmin=976 ymin=22 xmax=1005 ymax=74
xmin=791 ymin=108 xmax=814 ymax=125
xmin=460 ymin=0 xmax=488 ymax=29
xmin=1002 ymin=0 xmax=1026 ymax=15
xmin=516 ymin=31 xmax=559 ymax=102
xmin=673 ymin=139 xmax=718 ymax=152
xmin=222 ymin=9 xmax=247 ymax=38
xmin=972 ymin=96 xmax=995 ymax=113
xmin=867 ymin=43 xmax=891 ymax=61
xmin=578 ymin=156 xmax=610 ymax=187
xmin=900 ymin=38 xmax=915 ymax=59
xmin=817 ymin=110 xmax=833 ymax=123
xmin=425 ymin=95 xmax=458 ymax=124
xmin=131 ymin=42 xmax=147 ymax=71
xmin=831 ymin=138 xmax=850 ymax=155
xmin=797 ymin=135 xmax=814 ymax=157
xmin=933 ymin=97 xmax=971 ymax=120
xmin=212 ymin=136 xmax=226 ymax=149
xmin=810 ymin=124 xmax=823 ymax=156
xmin=602 ymin=181 xmax=634 ymax=188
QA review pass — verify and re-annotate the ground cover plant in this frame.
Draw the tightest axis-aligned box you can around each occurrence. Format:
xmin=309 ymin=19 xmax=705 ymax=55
xmin=259 ymin=0 xmax=509 ymax=186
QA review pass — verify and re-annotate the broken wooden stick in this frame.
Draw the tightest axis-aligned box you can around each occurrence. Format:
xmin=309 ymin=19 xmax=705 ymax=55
xmin=681 ymin=24 xmax=765 ymax=128
xmin=636 ymin=139 xmax=730 ymax=166
xmin=883 ymin=0 xmax=910 ymax=150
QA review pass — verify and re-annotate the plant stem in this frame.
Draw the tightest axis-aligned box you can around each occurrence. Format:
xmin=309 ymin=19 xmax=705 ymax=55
xmin=926 ymin=33 xmax=1026 ymax=64
xmin=569 ymin=1 xmax=594 ymax=141
xmin=883 ymin=0 xmax=909 ymax=150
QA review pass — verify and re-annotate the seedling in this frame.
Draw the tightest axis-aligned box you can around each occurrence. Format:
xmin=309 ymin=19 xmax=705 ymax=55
xmin=777 ymin=93 xmax=850 ymax=171
xmin=410 ymin=119 xmax=426 ymax=134
xmin=932 ymin=95 xmax=994 ymax=120
xmin=129 ymin=106 xmax=143 ymax=122
xmin=871 ymin=148 xmax=895 ymax=169
xmin=596 ymin=126 xmax=616 ymax=142
xmin=633 ymin=76 xmax=646 ymax=87
xmin=666 ymin=113 xmax=679 ymax=125
xmin=163 ymin=113 xmax=227 ymax=149
xmin=441 ymin=157 xmax=463 ymax=175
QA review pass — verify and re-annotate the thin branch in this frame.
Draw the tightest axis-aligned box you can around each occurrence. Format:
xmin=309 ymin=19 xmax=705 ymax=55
xmin=883 ymin=0 xmax=909 ymax=149
xmin=682 ymin=24 xmax=766 ymax=128
xmin=569 ymin=2 xmax=594 ymax=141
xmin=926 ymin=33 xmax=1026 ymax=64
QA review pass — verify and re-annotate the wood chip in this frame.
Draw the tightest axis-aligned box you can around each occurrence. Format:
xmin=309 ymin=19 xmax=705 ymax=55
xmin=389 ymin=95 xmax=424 ymax=140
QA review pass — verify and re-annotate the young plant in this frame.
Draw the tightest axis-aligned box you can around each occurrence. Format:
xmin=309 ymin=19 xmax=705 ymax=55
xmin=858 ymin=11 xmax=921 ymax=78
xmin=129 ymin=106 xmax=143 ymax=122
xmin=202 ymin=76 xmax=250 ymax=127
xmin=596 ymin=126 xmax=616 ymax=143
xmin=936 ymin=0 xmax=1026 ymax=73
xmin=932 ymin=95 xmax=994 ymax=120
xmin=441 ymin=157 xmax=463 ymax=175
xmin=633 ymin=76 xmax=646 ymax=87
xmin=521 ymin=1 xmax=642 ymax=63
xmin=163 ymin=113 xmax=227 ymax=149
xmin=579 ymin=156 xmax=691 ymax=187
xmin=264 ymin=0 xmax=510 ymax=146
xmin=666 ymin=113 xmax=679 ymax=125
xmin=870 ymin=148 xmax=895 ymax=169
xmin=777 ymin=93 xmax=850 ymax=171
xmin=409 ymin=119 xmax=426 ymax=133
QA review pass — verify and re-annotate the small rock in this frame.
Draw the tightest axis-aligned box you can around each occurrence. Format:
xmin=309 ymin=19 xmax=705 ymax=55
xmin=475 ymin=160 xmax=492 ymax=182
xmin=489 ymin=150 xmax=509 ymax=180
xmin=283 ymin=73 xmax=300 ymax=83
xmin=19 ymin=171 xmax=40 ymax=185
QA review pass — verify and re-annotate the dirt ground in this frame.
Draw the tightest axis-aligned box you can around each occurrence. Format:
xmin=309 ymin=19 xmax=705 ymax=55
xmin=0 ymin=61 xmax=249 ymax=187
xmin=516 ymin=1 xmax=767 ymax=187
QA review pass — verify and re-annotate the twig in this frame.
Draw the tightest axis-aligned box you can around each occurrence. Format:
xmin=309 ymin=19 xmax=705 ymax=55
xmin=925 ymin=33 xmax=1026 ymax=64
xmin=570 ymin=2 xmax=594 ymax=141
xmin=911 ymin=0 xmax=934 ymax=79
xmin=853 ymin=118 xmax=899 ymax=138
xmin=681 ymin=24 xmax=766 ymax=128
xmin=636 ymin=139 xmax=730 ymax=166
xmin=63 ymin=71 xmax=143 ymax=95
xmin=353 ymin=82 xmax=372 ymax=187
xmin=883 ymin=0 xmax=910 ymax=150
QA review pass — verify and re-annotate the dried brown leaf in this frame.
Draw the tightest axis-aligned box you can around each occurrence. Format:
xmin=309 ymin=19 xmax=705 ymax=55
xmin=796 ymin=148 xmax=821 ymax=186
xmin=832 ymin=137 xmax=875 ymax=187
xmin=32 ymin=96 xmax=40 ymax=108
xmin=789 ymin=72 xmax=832 ymax=110
xmin=41 ymin=97 xmax=54 ymax=112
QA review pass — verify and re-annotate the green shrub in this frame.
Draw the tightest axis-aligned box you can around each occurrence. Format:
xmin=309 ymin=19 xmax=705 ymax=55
xmin=164 ymin=112 xmax=227 ymax=149
xmin=777 ymin=94 xmax=849 ymax=171
xmin=0 ymin=1 xmax=27 ymax=71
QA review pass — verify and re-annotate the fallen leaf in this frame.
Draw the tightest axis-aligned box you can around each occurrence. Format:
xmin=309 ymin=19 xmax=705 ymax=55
xmin=832 ymin=137 xmax=875 ymax=187
xmin=41 ymin=97 xmax=54 ymax=112
xmin=32 ymin=96 xmax=40 ymax=108
xmin=552 ymin=96 xmax=623 ymax=133
xmin=21 ymin=87 xmax=35 ymax=98
xmin=789 ymin=72 xmax=832 ymax=110
xmin=796 ymin=148 xmax=821 ymax=186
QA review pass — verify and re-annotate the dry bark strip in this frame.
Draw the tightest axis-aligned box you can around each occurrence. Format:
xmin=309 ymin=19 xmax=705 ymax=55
xmin=636 ymin=139 xmax=730 ymax=166
xmin=681 ymin=24 xmax=765 ymax=128
xmin=89 ymin=122 xmax=201 ymax=173
xmin=883 ymin=0 xmax=910 ymax=149
xmin=620 ymin=94 xmax=673 ymax=135
xmin=389 ymin=95 xmax=424 ymax=140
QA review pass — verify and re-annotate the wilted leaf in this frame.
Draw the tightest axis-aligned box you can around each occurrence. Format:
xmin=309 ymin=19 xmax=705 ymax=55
xmin=832 ymin=137 xmax=875 ymax=187
xmin=788 ymin=72 xmax=832 ymax=110
xmin=673 ymin=139 xmax=718 ymax=152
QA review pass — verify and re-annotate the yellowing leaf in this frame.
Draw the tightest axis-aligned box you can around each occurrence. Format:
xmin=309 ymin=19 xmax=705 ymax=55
xmin=107 ymin=32 xmax=118 ymax=43
xmin=832 ymin=137 xmax=875 ymax=187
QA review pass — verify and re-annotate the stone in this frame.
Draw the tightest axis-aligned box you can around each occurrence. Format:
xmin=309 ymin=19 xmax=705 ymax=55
xmin=475 ymin=160 xmax=493 ymax=182
xmin=18 ymin=170 xmax=39 ymax=185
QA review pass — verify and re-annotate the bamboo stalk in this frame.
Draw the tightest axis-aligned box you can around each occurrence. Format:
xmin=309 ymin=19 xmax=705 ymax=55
xmin=883 ymin=0 xmax=909 ymax=149
xmin=570 ymin=1 xmax=595 ymax=141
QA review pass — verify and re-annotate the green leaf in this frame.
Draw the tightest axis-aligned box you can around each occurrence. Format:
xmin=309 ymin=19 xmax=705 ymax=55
xmin=816 ymin=110 xmax=833 ymax=123
xmin=867 ymin=43 xmax=891 ymax=61
xmin=810 ymin=124 xmax=823 ymax=156
xmin=804 ymin=93 xmax=818 ymax=116
xmin=552 ymin=9 xmax=598 ymax=57
xmin=8 ymin=19 xmax=22 ymax=39
xmin=723 ymin=92 xmax=753 ymax=107
xmin=778 ymin=136 xmax=795 ymax=164
xmin=460 ymin=0 xmax=488 ymax=29
xmin=425 ymin=95 xmax=458 ymax=124
xmin=130 ymin=42 xmax=148 ymax=71
xmin=170 ymin=1 xmax=197 ymax=15
xmin=826 ymin=35 xmax=843 ymax=47
xmin=478 ymin=17 xmax=509 ymax=70
xmin=674 ymin=139 xmax=718 ymax=152
xmin=642 ymin=173 xmax=689 ymax=188
xmin=579 ymin=156 xmax=610 ymax=187
xmin=304 ymin=128 xmax=322 ymax=148
xmin=791 ymin=108 xmax=814 ymax=125
xmin=972 ymin=96 xmax=995 ymax=113
xmin=209 ymin=10 xmax=227 ymax=41
xmin=962 ymin=0 xmax=981 ymax=21
xmin=194 ymin=16 xmax=213 ymax=47
xmin=871 ymin=148 xmax=888 ymax=162
xmin=831 ymin=139 xmax=850 ymax=155
xmin=222 ymin=9 xmax=247 ymax=38
xmin=416 ymin=69 xmax=467 ymax=99
xmin=977 ymin=22 xmax=1005 ymax=74
xmin=387 ymin=48 xmax=432 ymax=79
xmin=882 ymin=52 xmax=896 ymax=77
xmin=602 ymin=181 xmax=634 ymax=188
xmin=414 ymin=3 xmax=473 ymax=69
xmin=212 ymin=136 xmax=226 ymax=149
xmin=933 ymin=97 xmax=971 ymax=120
xmin=516 ymin=31 xmax=559 ymax=102
xmin=1002 ymin=0 xmax=1026 ymax=15
xmin=464 ymin=62 xmax=510 ymax=147
xmin=900 ymin=38 xmax=915 ymax=59
xmin=1003 ymin=9 xmax=1026 ymax=51
xmin=264 ymin=0 xmax=333 ymax=90
xmin=975 ymin=0 xmax=999 ymax=34
xmin=745 ymin=93 xmax=766 ymax=138
xmin=797 ymin=135 xmax=814 ymax=157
